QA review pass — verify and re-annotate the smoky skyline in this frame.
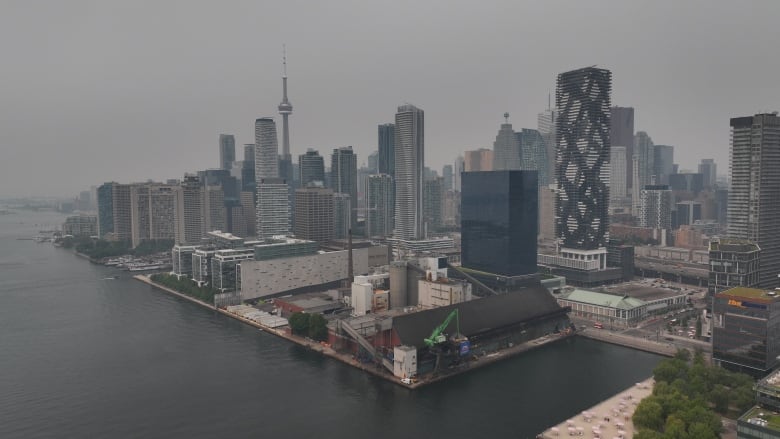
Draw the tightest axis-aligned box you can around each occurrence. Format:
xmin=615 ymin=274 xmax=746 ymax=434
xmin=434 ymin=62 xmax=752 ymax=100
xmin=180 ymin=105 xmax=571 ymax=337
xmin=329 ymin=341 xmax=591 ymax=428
xmin=2 ymin=0 xmax=779 ymax=198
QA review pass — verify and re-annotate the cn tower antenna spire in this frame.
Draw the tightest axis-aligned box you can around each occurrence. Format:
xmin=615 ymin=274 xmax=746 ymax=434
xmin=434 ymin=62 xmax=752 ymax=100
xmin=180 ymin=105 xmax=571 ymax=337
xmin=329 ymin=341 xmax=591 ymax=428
xmin=278 ymin=44 xmax=293 ymax=170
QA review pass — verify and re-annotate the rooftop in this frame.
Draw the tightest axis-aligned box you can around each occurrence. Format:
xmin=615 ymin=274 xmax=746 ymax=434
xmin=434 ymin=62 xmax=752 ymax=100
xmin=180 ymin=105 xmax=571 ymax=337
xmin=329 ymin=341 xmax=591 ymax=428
xmin=718 ymin=287 xmax=780 ymax=301
xmin=740 ymin=406 xmax=780 ymax=432
xmin=603 ymin=282 xmax=688 ymax=301
xmin=559 ymin=288 xmax=646 ymax=310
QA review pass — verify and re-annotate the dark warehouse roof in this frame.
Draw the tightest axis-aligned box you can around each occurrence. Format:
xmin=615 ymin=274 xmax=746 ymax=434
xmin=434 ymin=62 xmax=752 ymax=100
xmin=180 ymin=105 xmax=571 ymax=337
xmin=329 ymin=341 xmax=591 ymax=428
xmin=393 ymin=285 xmax=566 ymax=348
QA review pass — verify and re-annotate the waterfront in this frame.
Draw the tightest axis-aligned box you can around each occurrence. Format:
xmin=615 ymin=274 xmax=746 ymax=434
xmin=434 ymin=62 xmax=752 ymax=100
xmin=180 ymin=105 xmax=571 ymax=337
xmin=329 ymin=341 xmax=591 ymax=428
xmin=0 ymin=211 xmax=662 ymax=439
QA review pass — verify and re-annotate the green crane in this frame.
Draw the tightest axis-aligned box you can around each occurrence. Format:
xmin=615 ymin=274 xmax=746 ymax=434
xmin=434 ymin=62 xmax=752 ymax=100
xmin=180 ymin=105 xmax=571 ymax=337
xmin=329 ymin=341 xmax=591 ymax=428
xmin=424 ymin=309 xmax=460 ymax=347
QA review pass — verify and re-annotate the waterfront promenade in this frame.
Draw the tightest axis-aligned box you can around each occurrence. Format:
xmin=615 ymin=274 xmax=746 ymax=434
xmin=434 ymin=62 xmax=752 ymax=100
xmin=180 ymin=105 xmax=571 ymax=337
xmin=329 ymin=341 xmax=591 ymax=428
xmin=578 ymin=328 xmax=678 ymax=357
xmin=539 ymin=377 xmax=655 ymax=439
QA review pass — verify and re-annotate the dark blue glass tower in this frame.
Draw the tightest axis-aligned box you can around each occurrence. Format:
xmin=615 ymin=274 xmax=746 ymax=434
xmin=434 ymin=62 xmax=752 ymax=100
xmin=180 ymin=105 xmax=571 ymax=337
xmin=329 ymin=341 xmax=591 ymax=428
xmin=461 ymin=171 xmax=538 ymax=276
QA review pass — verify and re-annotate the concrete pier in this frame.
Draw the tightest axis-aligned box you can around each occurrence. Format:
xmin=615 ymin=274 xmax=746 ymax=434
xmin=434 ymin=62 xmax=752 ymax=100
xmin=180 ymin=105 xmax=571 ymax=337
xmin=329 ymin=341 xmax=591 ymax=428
xmin=539 ymin=377 xmax=655 ymax=439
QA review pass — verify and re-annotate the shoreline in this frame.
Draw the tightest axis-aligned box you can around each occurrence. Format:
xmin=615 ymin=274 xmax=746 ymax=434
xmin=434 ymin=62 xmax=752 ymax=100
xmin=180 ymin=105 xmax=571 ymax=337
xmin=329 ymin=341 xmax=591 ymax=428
xmin=578 ymin=329 xmax=678 ymax=357
xmin=133 ymin=274 xmax=575 ymax=389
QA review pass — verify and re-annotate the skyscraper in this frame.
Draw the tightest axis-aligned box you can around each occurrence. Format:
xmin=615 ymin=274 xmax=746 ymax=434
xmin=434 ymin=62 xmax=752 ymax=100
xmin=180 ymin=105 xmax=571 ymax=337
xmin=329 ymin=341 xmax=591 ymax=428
xmin=610 ymin=146 xmax=627 ymax=200
xmin=394 ymin=104 xmax=425 ymax=240
xmin=254 ymin=117 xmax=290 ymax=239
xmin=463 ymin=148 xmax=493 ymax=171
xmin=219 ymin=134 xmax=235 ymax=171
xmin=653 ymin=145 xmax=674 ymax=185
xmin=633 ymin=131 xmax=655 ymax=214
xmin=610 ymin=106 xmax=634 ymax=190
xmin=442 ymin=164 xmax=453 ymax=191
xmin=555 ymin=66 xmax=611 ymax=251
xmin=97 ymin=182 xmax=114 ymax=238
xmin=173 ymin=175 xmax=203 ymax=245
xmin=365 ymin=174 xmax=394 ymax=238
xmin=333 ymin=193 xmax=351 ymax=239
xmin=256 ymin=178 xmax=290 ymax=240
xmin=639 ymin=185 xmax=673 ymax=230
xmin=492 ymin=113 xmax=521 ymax=170
xmin=537 ymin=104 xmax=557 ymax=185
xmin=330 ymin=146 xmax=358 ymax=227
xmin=299 ymin=149 xmax=325 ymax=187
xmin=728 ymin=113 xmax=780 ymax=288
xmin=278 ymin=49 xmax=294 ymax=186
xmin=423 ymin=176 xmax=443 ymax=235
xmin=461 ymin=170 xmax=538 ymax=277
xmin=453 ymin=156 xmax=464 ymax=192
xmin=378 ymin=123 xmax=395 ymax=177
xmin=518 ymin=128 xmax=549 ymax=187
xmin=294 ymin=186 xmax=334 ymax=242
xmin=242 ymin=143 xmax=256 ymax=192
xmin=698 ymin=158 xmax=717 ymax=190
xmin=255 ymin=118 xmax=279 ymax=179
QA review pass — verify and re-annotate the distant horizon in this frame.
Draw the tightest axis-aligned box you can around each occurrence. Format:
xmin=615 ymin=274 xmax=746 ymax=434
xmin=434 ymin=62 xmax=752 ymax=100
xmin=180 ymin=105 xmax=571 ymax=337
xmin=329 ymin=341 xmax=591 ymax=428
xmin=3 ymin=1 xmax=778 ymax=197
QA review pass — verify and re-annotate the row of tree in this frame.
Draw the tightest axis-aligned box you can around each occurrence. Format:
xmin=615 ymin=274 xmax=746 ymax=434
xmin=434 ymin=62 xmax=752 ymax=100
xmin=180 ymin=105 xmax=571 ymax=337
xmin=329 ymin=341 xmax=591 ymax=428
xmin=60 ymin=235 xmax=174 ymax=260
xmin=288 ymin=312 xmax=328 ymax=341
xmin=633 ymin=350 xmax=755 ymax=439
xmin=150 ymin=273 xmax=218 ymax=304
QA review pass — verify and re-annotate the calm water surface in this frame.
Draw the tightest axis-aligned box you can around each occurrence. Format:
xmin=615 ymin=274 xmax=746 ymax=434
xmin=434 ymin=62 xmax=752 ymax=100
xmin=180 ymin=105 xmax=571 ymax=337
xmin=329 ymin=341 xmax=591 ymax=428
xmin=0 ymin=210 xmax=661 ymax=438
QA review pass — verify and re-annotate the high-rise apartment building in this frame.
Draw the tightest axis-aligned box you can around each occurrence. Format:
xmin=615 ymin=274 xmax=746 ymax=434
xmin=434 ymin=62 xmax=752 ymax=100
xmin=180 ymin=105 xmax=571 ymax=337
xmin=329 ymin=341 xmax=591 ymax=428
xmin=333 ymin=193 xmax=351 ymax=239
xmin=518 ymin=128 xmax=549 ymax=187
xmin=610 ymin=106 xmax=635 ymax=190
xmin=202 ymin=185 xmax=225 ymax=234
xmin=639 ymin=185 xmax=673 ymax=230
xmin=709 ymin=238 xmax=761 ymax=295
xmin=464 ymin=148 xmax=493 ymax=172
xmin=610 ymin=147 xmax=627 ymax=200
xmin=299 ymin=149 xmax=325 ymax=187
xmin=378 ymin=123 xmax=395 ymax=177
xmin=130 ymin=184 xmax=176 ymax=248
xmin=632 ymin=131 xmax=655 ymax=214
xmin=365 ymin=174 xmax=394 ymax=238
xmin=219 ymin=134 xmax=235 ymax=171
xmin=423 ymin=176 xmax=443 ymax=235
xmin=367 ymin=151 xmax=378 ymax=173
xmin=111 ymin=183 xmax=133 ymax=243
xmin=699 ymin=158 xmax=717 ymax=190
xmin=255 ymin=118 xmax=279 ymax=179
xmin=442 ymin=165 xmax=453 ymax=191
xmin=453 ymin=156 xmax=464 ymax=192
xmin=240 ymin=191 xmax=256 ymax=237
xmin=256 ymin=178 xmax=290 ymax=240
xmin=493 ymin=113 xmax=521 ymax=170
xmin=462 ymin=171 xmax=538 ymax=276
xmin=97 ymin=182 xmax=114 ymax=238
xmin=331 ymin=146 xmax=358 ymax=227
xmin=174 ymin=175 xmax=203 ymax=245
xmin=728 ymin=113 xmax=780 ymax=288
xmin=555 ymin=66 xmax=611 ymax=251
xmin=242 ymin=144 xmax=256 ymax=192
xmin=653 ymin=145 xmax=674 ymax=185
xmin=294 ymin=186 xmax=334 ymax=242
xmin=394 ymin=104 xmax=425 ymax=240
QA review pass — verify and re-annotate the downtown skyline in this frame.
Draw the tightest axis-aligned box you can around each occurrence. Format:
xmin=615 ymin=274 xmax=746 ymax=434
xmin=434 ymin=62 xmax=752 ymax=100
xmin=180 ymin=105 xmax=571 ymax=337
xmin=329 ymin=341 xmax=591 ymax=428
xmin=2 ymin=1 xmax=780 ymax=197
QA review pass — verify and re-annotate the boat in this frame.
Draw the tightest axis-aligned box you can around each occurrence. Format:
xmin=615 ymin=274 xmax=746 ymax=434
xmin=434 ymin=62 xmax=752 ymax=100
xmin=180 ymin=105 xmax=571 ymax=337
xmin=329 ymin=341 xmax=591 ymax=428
xmin=127 ymin=263 xmax=164 ymax=272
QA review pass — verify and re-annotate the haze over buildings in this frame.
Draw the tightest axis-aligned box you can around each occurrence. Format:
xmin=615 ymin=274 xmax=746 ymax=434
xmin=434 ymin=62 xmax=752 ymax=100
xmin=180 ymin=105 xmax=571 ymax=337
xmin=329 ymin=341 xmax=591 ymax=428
xmin=4 ymin=2 xmax=780 ymax=197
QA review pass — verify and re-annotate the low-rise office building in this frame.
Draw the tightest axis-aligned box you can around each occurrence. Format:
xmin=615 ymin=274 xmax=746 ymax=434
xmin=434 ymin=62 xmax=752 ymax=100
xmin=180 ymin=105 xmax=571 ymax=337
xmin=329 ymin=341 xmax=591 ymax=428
xmin=555 ymin=288 xmax=647 ymax=328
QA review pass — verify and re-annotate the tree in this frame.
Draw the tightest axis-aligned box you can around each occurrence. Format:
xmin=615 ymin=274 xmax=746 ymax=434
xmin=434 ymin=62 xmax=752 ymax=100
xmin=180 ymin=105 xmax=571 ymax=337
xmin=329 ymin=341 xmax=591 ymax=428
xmin=687 ymin=422 xmax=718 ymax=439
xmin=633 ymin=399 xmax=665 ymax=431
xmin=654 ymin=358 xmax=688 ymax=383
xmin=288 ymin=312 xmax=309 ymax=336
xmin=308 ymin=313 xmax=328 ymax=341
xmin=634 ymin=430 xmax=663 ymax=439
xmin=663 ymin=415 xmax=687 ymax=439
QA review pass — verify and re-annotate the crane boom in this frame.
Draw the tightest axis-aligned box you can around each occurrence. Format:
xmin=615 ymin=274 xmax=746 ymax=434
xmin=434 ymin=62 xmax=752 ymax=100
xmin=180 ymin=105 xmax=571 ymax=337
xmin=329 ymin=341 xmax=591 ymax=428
xmin=424 ymin=309 xmax=460 ymax=347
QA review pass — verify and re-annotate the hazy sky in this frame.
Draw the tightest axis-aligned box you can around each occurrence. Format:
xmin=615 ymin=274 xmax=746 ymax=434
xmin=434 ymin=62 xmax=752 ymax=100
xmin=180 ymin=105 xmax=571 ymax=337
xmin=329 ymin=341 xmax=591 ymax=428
xmin=2 ymin=0 xmax=779 ymax=198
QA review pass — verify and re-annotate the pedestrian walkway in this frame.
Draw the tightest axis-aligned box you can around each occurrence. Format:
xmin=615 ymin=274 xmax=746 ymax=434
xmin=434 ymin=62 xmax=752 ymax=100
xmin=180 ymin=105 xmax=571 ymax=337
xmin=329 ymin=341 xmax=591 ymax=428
xmin=539 ymin=377 xmax=655 ymax=439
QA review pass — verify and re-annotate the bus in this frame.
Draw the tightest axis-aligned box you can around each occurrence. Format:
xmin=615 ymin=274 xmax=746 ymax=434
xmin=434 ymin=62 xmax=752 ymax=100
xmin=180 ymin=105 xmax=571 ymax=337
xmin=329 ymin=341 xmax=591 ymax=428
xmin=593 ymin=322 xmax=604 ymax=329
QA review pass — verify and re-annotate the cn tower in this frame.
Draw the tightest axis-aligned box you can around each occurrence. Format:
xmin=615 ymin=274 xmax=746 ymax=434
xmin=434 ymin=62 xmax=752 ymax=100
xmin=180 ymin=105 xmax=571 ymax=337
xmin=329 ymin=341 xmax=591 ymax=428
xmin=278 ymin=46 xmax=293 ymax=184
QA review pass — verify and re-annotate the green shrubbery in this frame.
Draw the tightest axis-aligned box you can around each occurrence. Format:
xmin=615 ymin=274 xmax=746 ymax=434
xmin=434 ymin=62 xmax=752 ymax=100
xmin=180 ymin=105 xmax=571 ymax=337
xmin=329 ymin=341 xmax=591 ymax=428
xmin=150 ymin=273 xmax=218 ymax=304
xmin=69 ymin=237 xmax=173 ymax=259
xmin=633 ymin=350 xmax=755 ymax=439
xmin=288 ymin=312 xmax=328 ymax=341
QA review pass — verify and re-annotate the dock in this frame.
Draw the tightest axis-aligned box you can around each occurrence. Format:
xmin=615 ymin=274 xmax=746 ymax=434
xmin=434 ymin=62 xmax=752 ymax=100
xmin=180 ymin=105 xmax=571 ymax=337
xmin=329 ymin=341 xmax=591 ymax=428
xmin=578 ymin=329 xmax=677 ymax=357
xmin=538 ymin=377 xmax=655 ymax=439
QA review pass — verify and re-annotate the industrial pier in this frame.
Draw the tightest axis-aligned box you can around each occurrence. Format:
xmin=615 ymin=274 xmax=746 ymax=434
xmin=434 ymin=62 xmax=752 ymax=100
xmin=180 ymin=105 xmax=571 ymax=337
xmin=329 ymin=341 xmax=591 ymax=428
xmin=134 ymin=274 xmax=575 ymax=388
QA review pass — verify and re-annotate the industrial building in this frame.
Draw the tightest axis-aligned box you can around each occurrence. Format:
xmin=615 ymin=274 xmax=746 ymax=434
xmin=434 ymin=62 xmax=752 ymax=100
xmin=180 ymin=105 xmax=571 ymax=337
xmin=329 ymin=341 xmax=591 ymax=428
xmin=329 ymin=284 xmax=571 ymax=379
